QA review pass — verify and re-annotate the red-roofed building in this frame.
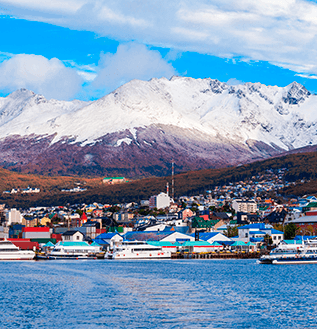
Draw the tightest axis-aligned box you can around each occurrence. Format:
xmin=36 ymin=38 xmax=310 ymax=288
xmin=22 ymin=227 xmax=51 ymax=239
xmin=80 ymin=213 xmax=88 ymax=225
xmin=51 ymin=233 xmax=62 ymax=242
xmin=8 ymin=238 xmax=39 ymax=250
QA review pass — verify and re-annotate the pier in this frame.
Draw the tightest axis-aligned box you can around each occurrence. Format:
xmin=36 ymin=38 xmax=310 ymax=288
xmin=171 ymin=251 xmax=266 ymax=259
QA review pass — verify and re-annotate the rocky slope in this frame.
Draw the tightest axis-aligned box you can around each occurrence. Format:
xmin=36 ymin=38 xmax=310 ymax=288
xmin=0 ymin=78 xmax=316 ymax=177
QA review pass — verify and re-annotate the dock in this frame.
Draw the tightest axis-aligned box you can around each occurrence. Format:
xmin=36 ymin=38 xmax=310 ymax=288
xmin=171 ymin=251 xmax=266 ymax=259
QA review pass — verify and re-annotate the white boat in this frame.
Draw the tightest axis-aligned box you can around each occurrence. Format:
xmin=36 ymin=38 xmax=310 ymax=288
xmin=259 ymin=239 xmax=317 ymax=265
xmin=0 ymin=240 xmax=35 ymax=260
xmin=108 ymin=241 xmax=171 ymax=259
xmin=46 ymin=241 xmax=98 ymax=259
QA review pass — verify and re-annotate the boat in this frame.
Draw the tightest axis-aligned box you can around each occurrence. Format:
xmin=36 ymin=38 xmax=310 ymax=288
xmin=107 ymin=241 xmax=171 ymax=259
xmin=0 ymin=239 xmax=35 ymax=260
xmin=259 ymin=239 xmax=317 ymax=264
xmin=45 ymin=241 xmax=99 ymax=260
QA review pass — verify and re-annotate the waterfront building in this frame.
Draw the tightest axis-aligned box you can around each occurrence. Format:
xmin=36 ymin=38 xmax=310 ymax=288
xmin=180 ymin=241 xmax=223 ymax=253
xmin=62 ymin=230 xmax=85 ymax=242
xmin=237 ymin=223 xmax=284 ymax=244
xmin=22 ymin=227 xmax=51 ymax=239
xmin=123 ymin=231 xmax=194 ymax=243
xmin=94 ymin=232 xmax=123 ymax=249
xmin=190 ymin=232 xmax=232 ymax=244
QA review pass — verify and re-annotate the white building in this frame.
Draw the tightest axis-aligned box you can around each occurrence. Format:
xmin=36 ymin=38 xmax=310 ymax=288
xmin=237 ymin=223 xmax=284 ymax=245
xmin=160 ymin=231 xmax=194 ymax=243
xmin=232 ymin=199 xmax=257 ymax=213
xmin=94 ymin=233 xmax=123 ymax=249
xmin=149 ymin=192 xmax=173 ymax=209
xmin=5 ymin=208 xmax=23 ymax=226
xmin=62 ymin=230 xmax=85 ymax=242
xmin=193 ymin=232 xmax=232 ymax=243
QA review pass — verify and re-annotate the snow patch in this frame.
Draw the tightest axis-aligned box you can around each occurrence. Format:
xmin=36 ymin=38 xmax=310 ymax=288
xmin=116 ymin=138 xmax=133 ymax=147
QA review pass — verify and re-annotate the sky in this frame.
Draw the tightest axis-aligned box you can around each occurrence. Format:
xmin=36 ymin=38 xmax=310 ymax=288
xmin=1 ymin=0 xmax=317 ymax=101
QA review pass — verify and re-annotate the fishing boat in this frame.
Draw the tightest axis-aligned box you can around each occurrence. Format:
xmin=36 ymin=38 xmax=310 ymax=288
xmin=0 ymin=239 xmax=35 ymax=260
xmin=107 ymin=241 xmax=171 ymax=259
xmin=259 ymin=239 xmax=317 ymax=265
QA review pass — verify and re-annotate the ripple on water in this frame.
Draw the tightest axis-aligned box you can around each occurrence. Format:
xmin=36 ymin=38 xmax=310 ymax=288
xmin=0 ymin=259 xmax=317 ymax=328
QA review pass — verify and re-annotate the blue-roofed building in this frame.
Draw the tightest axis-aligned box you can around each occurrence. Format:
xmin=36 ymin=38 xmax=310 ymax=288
xmin=123 ymin=231 xmax=194 ymax=243
xmin=189 ymin=232 xmax=231 ymax=244
xmin=238 ymin=223 xmax=283 ymax=244
xmin=294 ymin=235 xmax=317 ymax=241
xmin=94 ymin=232 xmax=123 ymax=250
xmin=250 ymin=237 xmax=264 ymax=243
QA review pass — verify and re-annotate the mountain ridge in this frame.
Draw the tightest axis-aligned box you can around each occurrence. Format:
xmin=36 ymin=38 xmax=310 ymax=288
xmin=0 ymin=77 xmax=316 ymax=177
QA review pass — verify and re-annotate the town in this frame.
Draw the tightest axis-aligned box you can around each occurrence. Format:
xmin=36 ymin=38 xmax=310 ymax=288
xmin=0 ymin=166 xmax=315 ymax=260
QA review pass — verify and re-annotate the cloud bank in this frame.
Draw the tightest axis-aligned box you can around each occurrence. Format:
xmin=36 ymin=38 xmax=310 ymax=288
xmin=2 ymin=0 xmax=317 ymax=77
xmin=0 ymin=44 xmax=175 ymax=100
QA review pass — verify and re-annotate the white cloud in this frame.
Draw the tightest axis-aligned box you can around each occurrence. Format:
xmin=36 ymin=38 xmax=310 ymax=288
xmin=295 ymin=73 xmax=317 ymax=80
xmin=0 ymin=54 xmax=82 ymax=100
xmin=3 ymin=1 xmax=317 ymax=79
xmin=91 ymin=43 xmax=176 ymax=95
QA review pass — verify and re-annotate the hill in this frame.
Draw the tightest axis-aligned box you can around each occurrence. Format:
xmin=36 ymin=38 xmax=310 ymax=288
xmin=2 ymin=149 xmax=317 ymax=208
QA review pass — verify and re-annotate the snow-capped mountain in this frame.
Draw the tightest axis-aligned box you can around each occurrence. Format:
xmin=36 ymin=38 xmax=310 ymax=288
xmin=0 ymin=77 xmax=316 ymax=177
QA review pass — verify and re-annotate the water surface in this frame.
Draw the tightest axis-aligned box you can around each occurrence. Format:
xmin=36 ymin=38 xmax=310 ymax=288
xmin=0 ymin=259 xmax=316 ymax=328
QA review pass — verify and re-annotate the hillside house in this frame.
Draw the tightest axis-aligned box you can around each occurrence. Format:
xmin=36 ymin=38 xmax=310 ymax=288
xmin=103 ymin=177 xmax=126 ymax=184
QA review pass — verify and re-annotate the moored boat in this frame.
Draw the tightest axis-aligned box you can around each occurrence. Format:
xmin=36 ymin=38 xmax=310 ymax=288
xmin=108 ymin=241 xmax=171 ymax=259
xmin=0 ymin=239 xmax=35 ymax=260
xmin=46 ymin=241 xmax=99 ymax=259
xmin=259 ymin=239 xmax=317 ymax=265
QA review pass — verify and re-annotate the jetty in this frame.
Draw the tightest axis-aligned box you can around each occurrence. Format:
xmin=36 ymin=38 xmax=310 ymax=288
xmin=171 ymin=251 xmax=267 ymax=259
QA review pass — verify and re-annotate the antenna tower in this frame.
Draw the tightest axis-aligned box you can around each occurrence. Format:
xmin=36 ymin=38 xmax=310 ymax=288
xmin=172 ymin=161 xmax=175 ymax=200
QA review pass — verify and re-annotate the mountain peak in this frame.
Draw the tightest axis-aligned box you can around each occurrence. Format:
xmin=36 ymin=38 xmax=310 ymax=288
xmin=8 ymin=88 xmax=35 ymax=99
xmin=283 ymin=81 xmax=311 ymax=105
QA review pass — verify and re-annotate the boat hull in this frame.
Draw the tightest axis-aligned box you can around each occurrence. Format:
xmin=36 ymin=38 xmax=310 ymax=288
xmin=0 ymin=251 xmax=35 ymax=260
xmin=259 ymin=256 xmax=317 ymax=265
xmin=112 ymin=251 xmax=171 ymax=259
xmin=46 ymin=255 xmax=97 ymax=260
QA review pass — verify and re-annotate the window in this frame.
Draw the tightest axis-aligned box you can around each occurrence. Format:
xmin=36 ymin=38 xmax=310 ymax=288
xmin=245 ymin=233 xmax=248 ymax=238
xmin=273 ymin=236 xmax=276 ymax=240
xmin=77 ymin=236 xmax=80 ymax=240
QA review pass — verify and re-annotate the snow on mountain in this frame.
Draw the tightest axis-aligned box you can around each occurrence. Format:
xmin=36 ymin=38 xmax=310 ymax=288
xmin=0 ymin=77 xmax=315 ymax=151
xmin=0 ymin=77 xmax=316 ymax=177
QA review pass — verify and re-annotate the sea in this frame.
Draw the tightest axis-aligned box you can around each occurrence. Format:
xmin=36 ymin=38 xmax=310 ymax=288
xmin=0 ymin=259 xmax=316 ymax=329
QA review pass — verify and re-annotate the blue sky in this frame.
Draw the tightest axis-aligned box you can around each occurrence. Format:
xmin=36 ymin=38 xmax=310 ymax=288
xmin=1 ymin=0 xmax=317 ymax=100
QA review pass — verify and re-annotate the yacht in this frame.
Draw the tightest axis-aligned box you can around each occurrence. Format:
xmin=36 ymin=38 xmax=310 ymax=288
xmin=46 ymin=241 xmax=98 ymax=259
xmin=107 ymin=241 xmax=171 ymax=259
xmin=0 ymin=240 xmax=35 ymax=260
xmin=259 ymin=239 xmax=317 ymax=264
